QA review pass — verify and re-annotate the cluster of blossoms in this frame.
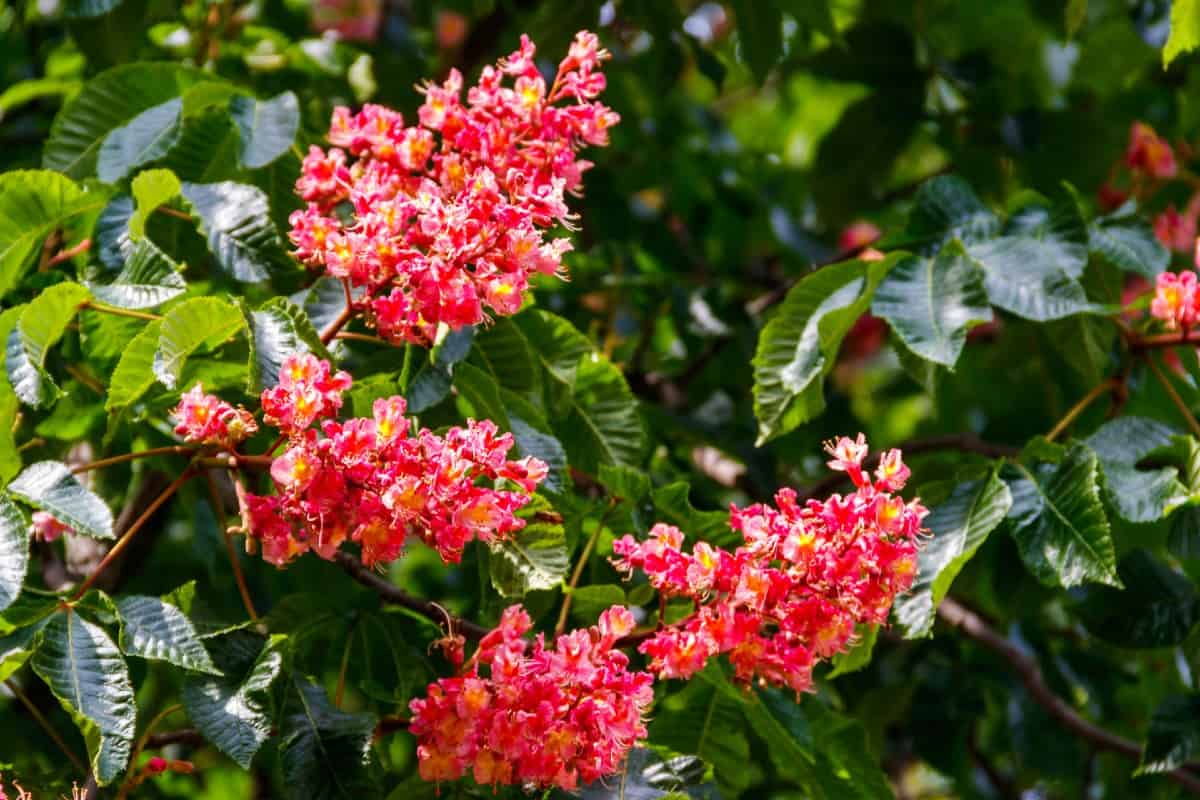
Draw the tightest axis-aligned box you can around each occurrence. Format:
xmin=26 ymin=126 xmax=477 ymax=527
xmin=243 ymin=354 xmax=546 ymax=566
xmin=171 ymin=383 xmax=258 ymax=449
xmin=611 ymin=435 xmax=926 ymax=696
xmin=409 ymin=605 xmax=653 ymax=790
xmin=1151 ymin=269 xmax=1200 ymax=329
xmin=288 ymin=31 xmax=618 ymax=345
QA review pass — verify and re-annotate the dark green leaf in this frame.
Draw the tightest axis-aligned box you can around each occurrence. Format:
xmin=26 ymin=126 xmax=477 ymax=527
xmin=87 ymin=238 xmax=185 ymax=310
xmin=489 ymin=496 xmax=569 ymax=597
xmin=730 ymin=1 xmax=782 ymax=84
xmin=651 ymin=669 xmax=751 ymax=791
xmin=241 ymin=297 xmax=330 ymax=391
xmin=1004 ymin=443 xmax=1120 ymax=588
xmin=1076 ymin=549 xmax=1198 ymax=648
xmin=0 ymin=495 xmax=29 ymax=614
xmin=152 ymin=296 xmax=245 ymax=390
xmin=894 ymin=470 xmax=1012 ymax=637
xmin=568 ymin=584 xmax=628 ymax=626
xmin=870 ymin=242 xmax=992 ymax=367
xmin=116 ymin=595 xmax=220 ymax=674
xmin=902 ymin=175 xmax=999 ymax=250
xmin=230 ymin=92 xmax=300 ymax=169
xmin=32 ymin=611 xmax=136 ymax=785
xmin=1089 ymin=217 xmax=1168 ymax=278
xmin=650 ymin=483 xmax=736 ymax=548
xmin=96 ymin=97 xmax=183 ymax=184
xmin=1140 ymin=694 xmax=1200 ymax=774
xmin=1169 ymin=505 xmax=1200 ymax=563
xmin=6 ymin=282 xmax=91 ymax=407
xmin=181 ymin=181 xmax=294 ymax=283
xmin=279 ymin=679 xmax=378 ymax=800
xmin=9 ymin=460 xmax=114 ymax=540
xmin=1084 ymin=416 xmax=1186 ymax=523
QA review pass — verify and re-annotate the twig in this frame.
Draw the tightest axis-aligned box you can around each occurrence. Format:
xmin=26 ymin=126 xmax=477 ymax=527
xmin=334 ymin=331 xmax=392 ymax=346
xmin=937 ymin=597 xmax=1200 ymax=795
xmin=204 ymin=471 xmax=257 ymax=620
xmin=64 ymin=364 xmax=106 ymax=395
xmin=71 ymin=468 xmax=196 ymax=600
xmin=555 ymin=499 xmax=617 ymax=636
xmin=143 ymin=729 xmax=205 ymax=749
xmin=70 ymin=446 xmax=196 ymax=474
xmin=319 ymin=305 xmax=356 ymax=345
xmin=1129 ymin=330 xmax=1200 ymax=350
xmin=1046 ymin=379 xmax=1117 ymax=443
xmin=117 ymin=705 xmax=183 ymax=800
xmin=4 ymin=678 xmax=87 ymax=775
xmin=81 ymin=301 xmax=161 ymax=322
xmin=45 ymin=238 xmax=92 ymax=268
xmin=333 ymin=551 xmax=490 ymax=640
xmin=1144 ymin=354 xmax=1200 ymax=439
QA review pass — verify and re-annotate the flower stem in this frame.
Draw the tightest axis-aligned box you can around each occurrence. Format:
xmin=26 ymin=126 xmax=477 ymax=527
xmin=70 ymin=446 xmax=197 ymax=475
xmin=81 ymin=301 xmax=162 ymax=322
xmin=398 ymin=343 xmax=418 ymax=393
xmin=203 ymin=471 xmax=258 ymax=620
xmin=554 ymin=500 xmax=617 ymax=637
xmin=1045 ymin=379 xmax=1117 ymax=443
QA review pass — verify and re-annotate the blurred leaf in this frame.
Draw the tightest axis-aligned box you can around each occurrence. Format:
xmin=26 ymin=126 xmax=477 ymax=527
xmin=1090 ymin=217 xmax=1168 ymax=278
xmin=6 ymin=282 xmax=91 ymax=407
xmin=9 ymin=460 xmax=114 ymax=540
xmin=1066 ymin=0 xmax=1087 ymax=36
xmin=871 ymin=242 xmax=992 ymax=368
xmin=1140 ymin=694 xmax=1200 ymax=774
xmin=152 ymin=296 xmax=245 ymax=390
xmin=96 ymin=97 xmax=183 ymax=184
xmin=32 ymin=611 xmax=135 ymax=785
xmin=116 ymin=595 xmax=221 ymax=674
xmin=1164 ymin=0 xmax=1200 ymax=65
xmin=1004 ymin=443 xmax=1121 ymax=588
xmin=1076 ymin=549 xmax=1198 ymax=647
xmin=730 ymin=1 xmax=782 ymax=84
xmin=230 ymin=92 xmax=300 ymax=169
xmin=0 ymin=495 xmax=29 ymax=615
xmin=279 ymin=679 xmax=378 ymax=800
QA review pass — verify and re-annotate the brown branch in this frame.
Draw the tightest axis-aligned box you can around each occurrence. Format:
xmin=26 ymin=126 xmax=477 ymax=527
xmin=1045 ymin=379 xmax=1118 ymax=443
xmin=70 ymin=446 xmax=196 ymax=474
xmin=937 ymin=597 xmax=1200 ymax=795
xmin=333 ymin=551 xmax=490 ymax=640
xmin=798 ymin=434 xmax=1019 ymax=502
xmin=1129 ymin=330 xmax=1200 ymax=351
xmin=143 ymin=729 xmax=206 ymax=750
xmin=80 ymin=301 xmax=161 ymax=322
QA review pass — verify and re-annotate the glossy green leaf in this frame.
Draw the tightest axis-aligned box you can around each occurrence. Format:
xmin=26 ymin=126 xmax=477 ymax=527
xmin=9 ymin=460 xmax=114 ymax=540
xmin=513 ymin=308 xmax=592 ymax=389
xmin=1089 ymin=217 xmax=1168 ymax=278
xmin=152 ymin=296 xmax=245 ymax=390
xmin=96 ymin=97 xmax=183 ymax=184
xmin=105 ymin=319 xmax=161 ymax=411
xmin=116 ymin=595 xmax=220 ymax=674
xmin=579 ymin=747 xmax=716 ymax=800
xmin=1075 ymin=549 xmax=1198 ymax=647
xmin=230 ymin=92 xmax=300 ymax=169
xmin=650 ymin=483 xmax=737 ymax=548
xmin=1140 ymin=694 xmax=1200 ymax=774
xmin=0 ymin=495 xmax=29 ymax=614
xmin=280 ymin=679 xmax=378 ymax=800
xmin=43 ymin=63 xmax=204 ymax=179
xmin=6 ymin=282 xmax=91 ymax=407
xmin=489 ymin=496 xmax=569 ymax=598
xmin=129 ymin=168 xmax=182 ymax=238
xmin=752 ymin=257 xmax=895 ymax=444
xmin=0 ymin=170 xmax=107 ymax=297
xmin=1164 ymin=0 xmax=1200 ymax=65
xmin=1004 ymin=443 xmax=1121 ymax=588
xmin=1084 ymin=416 xmax=1186 ymax=522
xmin=505 ymin=391 xmax=569 ymax=495
xmin=870 ymin=242 xmax=992 ymax=367
xmin=181 ymin=181 xmax=294 ymax=283
xmin=650 ymin=670 xmax=751 ymax=791
xmin=87 ymin=238 xmax=185 ymax=310
xmin=902 ymin=175 xmax=999 ymax=250
xmin=827 ymin=624 xmax=879 ymax=678
xmin=894 ymin=471 xmax=1012 ymax=637
xmin=31 ymin=611 xmax=136 ymax=785
xmin=241 ymin=297 xmax=330 ymax=391
xmin=1169 ymin=504 xmax=1200 ymax=563
xmin=182 ymin=632 xmax=284 ymax=768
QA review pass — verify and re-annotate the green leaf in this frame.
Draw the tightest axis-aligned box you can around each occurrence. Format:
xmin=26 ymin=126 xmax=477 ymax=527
xmin=1164 ymin=0 xmax=1200 ymax=65
xmin=870 ymin=242 xmax=992 ymax=368
xmin=1075 ymin=549 xmax=1198 ymax=648
xmin=230 ymin=92 xmax=300 ymax=169
xmin=558 ymin=353 xmax=646 ymax=475
xmin=579 ymin=747 xmax=716 ymax=799
xmin=730 ymin=1 xmax=782 ymax=84
xmin=87 ymin=238 xmax=185 ymax=310
xmin=105 ymin=319 xmax=161 ymax=411
xmin=894 ymin=470 xmax=1012 ymax=637
xmin=1140 ymin=694 xmax=1200 ymax=774
xmin=489 ymin=496 xmax=569 ymax=598
xmin=6 ymin=282 xmax=91 ymax=407
xmin=504 ymin=391 xmax=568 ymax=495
xmin=752 ymin=257 xmax=895 ymax=444
xmin=129 ymin=168 xmax=182 ymax=238
xmin=1169 ymin=504 xmax=1200 ymax=563
xmin=650 ymin=670 xmax=751 ymax=791
xmin=1084 ymin=417 xmax=1186 ymax=523
xmin=452 ymin=361 xmax=510 ymax=428
xmin=9 ymin=461 xmax=114 ymax=540
xmin=1066 ymin=0 xmax=1087 ymax=36
xmin=116 ymin=595 xmax=220 ymax=674
xmin=650 ymin=483 xmax=737 ymax=548
xmin=182 ymin=632 xmax=284 ymax=769
xmin=965 ymin=199 xmax=1098 ymax=321
xmin=513 ymin=309 xmax=592 ymax=389
xmin=568 ymin=584 xmax=628 ymax=626
xmin=827 ymin=624 xmax=879 ymax=678
xmin=471 ymin=317 xmax=543 ymax=400
xmin=1004 ymin=443 xmax=1121 ymax=588
xmin=153 ymin=296 xmax=245 ymax=390
xmin=0 ymin=170 xmax=107 ymax=297
xmin=32 ymin=611 xmax=136 ymax=785
xmin=0 ymin=495 xmax=30 ymax=614
xmin=902 ymin=175 xmax=999 ymax=250
xmin=1089 ymin=217 xmax=1169 ymax=278
xmin=96 ymin=97 xmax=183 ymax=184
xmin=181 ymin=181 xmax=294 ymax=283
xmin=43 ymin=63 xmax=205 ymax=179
xmin=241 ymin=297 xmax=330 ymax=391
xmin=279 ymin=679 xmax=377 ymax=800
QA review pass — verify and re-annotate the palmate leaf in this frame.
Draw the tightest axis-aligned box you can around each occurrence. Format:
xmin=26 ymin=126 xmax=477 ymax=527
xmin=1004 ymin=443 xmax=1121 ymax=588
xmin=96 ymin=97 xmax=183 ymax=184
xmin=241 ymin=297 xmax=330 ymax=391
xmin=894 ymin=470 xmax=1013 ymax=637
xmin=0 ymin=170 xmax=108 ymax=297
xmin=870 ymin=241 xmax=992 ymax=367
xmin=31 ymin=611 xmax=136 ymax=785
xmin=1084 ymin=416 xmax=1186 ymax=523
xmin=279 ymin=679 xmax=378 ymax=800
xmin=1140 ymin=694 xmax=1200 ymax=774
xmin=152 ymin=296 xmax=246 ymax=390
xmin=489 ymin=495 xmax=569 ymax=598
xmin=752 ymin=256 xmax=896 ymax=444
xmin=230 ymin=91 xmax=300 ymax=169
xmin=9 ymin=460 xmax=114 ymax=540
xmin=116 ymin=595 xmax=220 ymax=674
xmin=0 ymin=495 xmax=30 ymax=614
xmin=182 ymin=632 xmax=284 ymax=768
xmin=181 ymin=181 xmax=294 ymax=283
xmin=6 ymin=282 xmax=92 ymax=407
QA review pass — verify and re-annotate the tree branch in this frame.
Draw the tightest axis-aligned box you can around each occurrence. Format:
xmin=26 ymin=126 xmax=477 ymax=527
xmin=937 ymin=597 xmax=1200 ymax=795
xmin=333 ymin=551 xmax=490 ymax=640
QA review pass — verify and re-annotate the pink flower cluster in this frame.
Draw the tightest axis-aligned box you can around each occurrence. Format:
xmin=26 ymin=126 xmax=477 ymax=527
xmin=409 ymin=605 xmax=653 ymax=790
xmin=171 ymin=384 xmax=257 ymax=449
xmin=612 ymin=435 xmax=926 ymax=695
xmin=1151 ymin=270 xmax=1200 ymax=329
xmin=288 ymin=31 xmax=618 ymax=345
xmin=244 ymin=354 xmax=547 ymax=566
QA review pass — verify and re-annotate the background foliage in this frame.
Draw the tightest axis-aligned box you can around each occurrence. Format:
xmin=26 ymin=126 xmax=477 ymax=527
xmin=4 ymin=0 xmax=1200 ymax=798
